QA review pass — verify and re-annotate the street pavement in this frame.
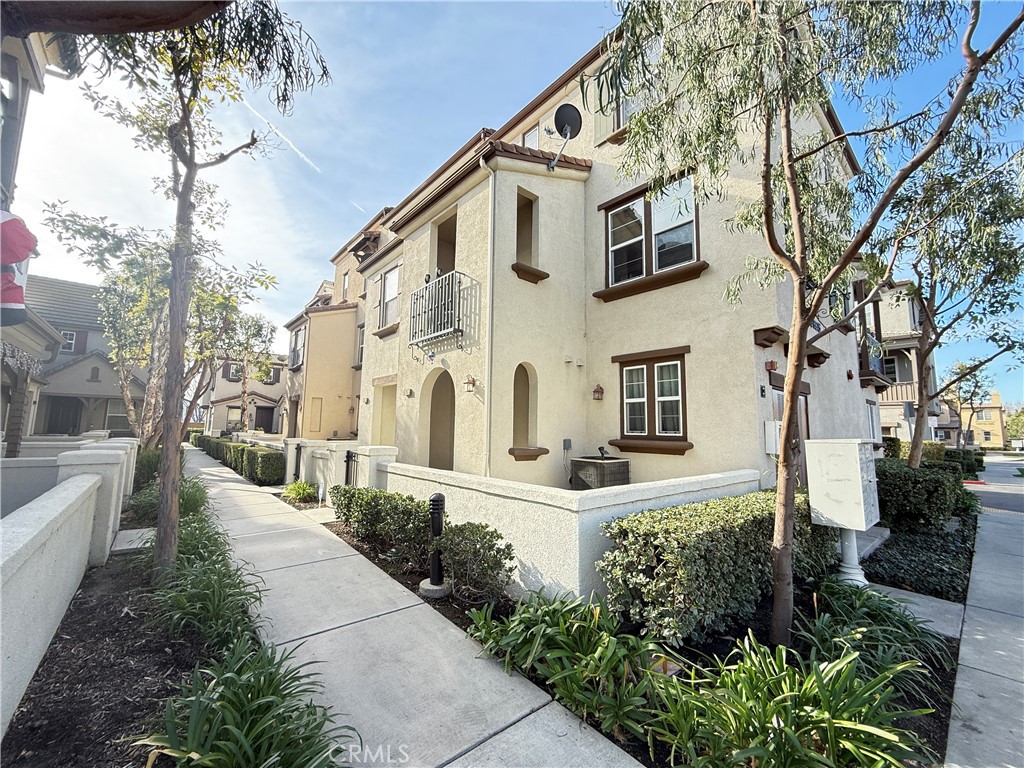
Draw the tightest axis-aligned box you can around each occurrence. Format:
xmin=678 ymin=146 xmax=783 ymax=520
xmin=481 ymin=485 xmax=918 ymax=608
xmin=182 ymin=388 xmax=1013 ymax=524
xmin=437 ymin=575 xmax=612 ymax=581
xmin=970 ymin=452 xmax=1024 ymax=514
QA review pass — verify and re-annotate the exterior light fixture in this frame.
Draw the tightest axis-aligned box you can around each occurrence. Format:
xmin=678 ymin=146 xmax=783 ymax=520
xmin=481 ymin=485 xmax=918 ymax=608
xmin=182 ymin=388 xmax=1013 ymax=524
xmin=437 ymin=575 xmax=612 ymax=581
xmin=464 ymin=375 xmax=477 ymax=393
xmin=764 ymin=361 xmax=778 ymax=372
xmin=593 ymin=384 xmax=604 ymax=401
xmin=847 ymin=369 xmax=855 ymax=380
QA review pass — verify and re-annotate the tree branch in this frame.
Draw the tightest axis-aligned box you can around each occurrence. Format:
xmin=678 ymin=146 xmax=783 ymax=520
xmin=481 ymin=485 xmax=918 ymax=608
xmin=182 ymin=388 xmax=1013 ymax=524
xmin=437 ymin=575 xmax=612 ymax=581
xmin=196 ymin=131 xmax=259 ymax=169
xmin=931 ymin=345 xmax=1015 ymax=399
xmin=792 ymin=110 xmax=929 ymax=165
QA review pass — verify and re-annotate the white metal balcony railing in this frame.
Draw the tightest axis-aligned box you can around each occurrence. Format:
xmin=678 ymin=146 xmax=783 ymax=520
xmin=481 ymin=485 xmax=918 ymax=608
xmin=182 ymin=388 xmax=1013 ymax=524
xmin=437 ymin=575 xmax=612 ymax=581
xmin=409 ymin=271 xmax=465 ymax=348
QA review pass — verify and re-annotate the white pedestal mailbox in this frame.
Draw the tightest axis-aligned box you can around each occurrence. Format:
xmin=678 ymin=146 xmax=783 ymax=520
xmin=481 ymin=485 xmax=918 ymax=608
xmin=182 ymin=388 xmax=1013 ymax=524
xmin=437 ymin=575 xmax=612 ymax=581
xmin=804 ymin=439 xmax=879 ymax=586
xmin=805 ymin=439 xmax=879 ymax=531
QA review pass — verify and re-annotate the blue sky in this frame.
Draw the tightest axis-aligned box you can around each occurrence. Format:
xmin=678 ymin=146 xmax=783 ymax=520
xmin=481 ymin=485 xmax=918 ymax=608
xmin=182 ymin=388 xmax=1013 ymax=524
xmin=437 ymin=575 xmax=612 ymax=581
xmin=15 ymin=1 xmax=1021 ymax=403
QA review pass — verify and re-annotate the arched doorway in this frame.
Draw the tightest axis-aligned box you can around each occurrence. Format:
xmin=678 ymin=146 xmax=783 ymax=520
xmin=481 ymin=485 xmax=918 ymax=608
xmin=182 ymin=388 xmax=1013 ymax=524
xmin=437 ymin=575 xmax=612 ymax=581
xmin=426 ymin=369 xmax=455 ymax=471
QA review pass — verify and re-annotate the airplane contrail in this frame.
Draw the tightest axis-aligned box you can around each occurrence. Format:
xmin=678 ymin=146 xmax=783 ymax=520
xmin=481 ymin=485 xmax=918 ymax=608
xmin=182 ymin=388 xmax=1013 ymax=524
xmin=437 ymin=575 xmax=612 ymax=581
xmin=350 ymin=200 xmax=367 ymax=213
xmin=240 ymin=96 xmax=322 ymax=173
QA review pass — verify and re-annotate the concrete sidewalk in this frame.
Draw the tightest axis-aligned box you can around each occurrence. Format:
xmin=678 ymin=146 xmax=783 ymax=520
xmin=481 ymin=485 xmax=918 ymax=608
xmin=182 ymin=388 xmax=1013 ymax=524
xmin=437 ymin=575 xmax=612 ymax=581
xmin=945 ymin=509 xmax=1024 ymax=768
xmin=183 ymin=446 xmax=640 ymax=768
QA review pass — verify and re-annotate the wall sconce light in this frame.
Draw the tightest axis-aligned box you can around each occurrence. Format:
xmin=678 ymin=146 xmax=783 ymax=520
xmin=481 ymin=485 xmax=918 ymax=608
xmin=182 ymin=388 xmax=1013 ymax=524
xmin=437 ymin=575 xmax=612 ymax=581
xmin=593 ymin=384 xmax=604 ymax=401
xmin=404 ymin=388 xmax=414 ymax=397
xmin=463 ymin=375 xmax=477 ymax=393
xmin=764 ymin=361 xmax=778 ymax=372
xmin=847 ymin=369 xmax=855 ymax=380
xmin=363 ymin=397 xmax=370 ymax=405
xmin=348 ymin=406 xmax=355 ymax=414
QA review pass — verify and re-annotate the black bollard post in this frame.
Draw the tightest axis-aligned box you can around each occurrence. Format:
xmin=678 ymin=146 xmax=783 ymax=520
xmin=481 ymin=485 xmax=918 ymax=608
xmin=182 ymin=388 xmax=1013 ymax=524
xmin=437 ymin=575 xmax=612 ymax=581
xmin=428 ymin=493 xmax=445 ymax=587
xmin=344 ymin=450 xmax=355 ymax=485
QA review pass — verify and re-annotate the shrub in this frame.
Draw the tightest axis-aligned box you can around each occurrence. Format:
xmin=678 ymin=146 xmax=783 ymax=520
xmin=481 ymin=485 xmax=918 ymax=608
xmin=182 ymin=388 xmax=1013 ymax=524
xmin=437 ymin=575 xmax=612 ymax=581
xmin=223 ymin=442 xmax=248 ymax=472
xmin=438 ymin=522 xmax=515 ymax=603
xmin=646 ymin=633 xmax=930 ymax=766
xmin=137 ymin=634 xmax=354 ymax=768
xmin=875 ymin=458 xmax=958 ymax=532
xmin=942 ymin=448 xmax=978 ymax=480
xmin=921 ymin=459 xmax=964 ymax=482
xmin=794 ymin=579 xmax=953 ymax=706
xmin=282 ymin=480 xmax=318 ymax=503
xmin=330 ymin=485 xmax=431 ymax=571
xmin=185 ymin=428 xmax=203 ymax=446
xmin=882 ymin=436 xmax=901 ymax=458
xmin=126 ymin=475 xmax=209 ymax=527
xmin=974 ymin=450 xmax=985 ymax=472
xmin=253 ymin=449 xmax=285 ymax=485
xmin=206 ymin=437 xmax=229 ymax=462
xmin=597 ymin=490 xmax=838 ymax=644
xmin=864 ymin=509 xmax=978 ymax=602
xmin=469 ymin=593 xmax=661 ymax=742
xmin=134 ymin=448 xmax=162 ymax=494
xmin=898 ymin=440 xmax=946 ymax=461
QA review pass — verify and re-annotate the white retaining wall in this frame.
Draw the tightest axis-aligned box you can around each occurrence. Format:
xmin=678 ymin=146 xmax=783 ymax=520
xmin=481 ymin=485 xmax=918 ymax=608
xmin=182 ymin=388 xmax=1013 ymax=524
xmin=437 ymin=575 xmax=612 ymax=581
xmin=382 ymin=463 xmax=760 ymax=597
xmin=0 ymin=457 xmax=60 ymax=518
xmin=1 ymin=474 xmax=101 ymax=736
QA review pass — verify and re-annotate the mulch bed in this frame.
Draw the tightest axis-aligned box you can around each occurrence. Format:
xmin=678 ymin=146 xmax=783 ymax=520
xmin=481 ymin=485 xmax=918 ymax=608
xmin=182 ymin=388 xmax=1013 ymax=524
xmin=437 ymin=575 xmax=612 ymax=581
xmin=1 ymin=556 xmax=203 ymax=768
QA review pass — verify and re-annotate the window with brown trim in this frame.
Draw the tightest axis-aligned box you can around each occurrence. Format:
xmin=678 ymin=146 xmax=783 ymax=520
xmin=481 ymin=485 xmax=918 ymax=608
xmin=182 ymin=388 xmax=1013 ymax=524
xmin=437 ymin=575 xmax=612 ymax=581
xmin=522 ymin=124 xmax=539 ymax=150
xmin=595 ymin=178 xmax=705 ymax=302
xmin=609 ymin=346 xmax=692 ymax=455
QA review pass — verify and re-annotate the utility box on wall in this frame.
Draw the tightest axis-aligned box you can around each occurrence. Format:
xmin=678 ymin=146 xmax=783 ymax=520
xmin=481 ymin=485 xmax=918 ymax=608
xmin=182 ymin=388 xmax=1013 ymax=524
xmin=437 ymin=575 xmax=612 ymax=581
xmin=805 ymin=439 xmax=879 ymax=531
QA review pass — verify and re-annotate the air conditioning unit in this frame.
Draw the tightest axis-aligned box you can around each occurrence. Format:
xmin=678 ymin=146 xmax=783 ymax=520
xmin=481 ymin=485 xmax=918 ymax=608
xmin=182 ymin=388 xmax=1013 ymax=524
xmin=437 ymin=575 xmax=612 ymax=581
xmin=764 ymin=420 xmax=782 ymax=455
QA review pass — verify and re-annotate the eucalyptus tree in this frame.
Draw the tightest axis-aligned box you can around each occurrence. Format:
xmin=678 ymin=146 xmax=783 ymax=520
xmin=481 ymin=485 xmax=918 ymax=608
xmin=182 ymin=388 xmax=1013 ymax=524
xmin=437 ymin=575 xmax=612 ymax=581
xmin=946 ymin=363 xmax=994 ymax=449
xmin=223 ymin=313 xmax=278 ymax=431
xmin=586 ymin=1 xmax=1023 ymax=641
xmin=888 ymin=145 xmax=1023 ymax=466
xmin=54 ymin=0 xmax=329 ymax=572
xmin=45 ymin=210 xmax=276 ymax=448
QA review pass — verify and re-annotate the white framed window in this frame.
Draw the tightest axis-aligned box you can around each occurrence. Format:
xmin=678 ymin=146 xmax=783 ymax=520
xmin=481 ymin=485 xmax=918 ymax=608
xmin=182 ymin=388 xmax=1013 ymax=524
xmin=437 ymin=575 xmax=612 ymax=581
xmin=380 ymin=265 xmax=400 ymax=328
xmin=866 ymin=400 xmax=879 ymax=440
xmin=105 ymin=398 xmax=130 ymax=432
xmin=226 ymin=406 xmax=242 ymax=426
xmin=356 ymin=324 xmax=365 ymax=366
xmin=983 ymin=430 xmax=992 ymax=442
xmin=342 ymin=271 xmax=350 ymax=301
xmin=605 ymin=177 xmax=696 ymax=287
xmin=60 ymin=330 xmax=76 ymax=352
xmin=978 ymin=409 xmax=992 ymax=421
xmin=654 ymin=362 xmax=682 ymax=436
xmin=882 ymin=356 xmax=897 ymax=379
xmin=289 ymin=326 xmax=305 ymax=369
xmin=227 ymin=363 xmax=242 ymax=381
xmin=622 ymin=365 xmax=647 ymax=435
xmin=522 ymin=125 xmax=539 ymax=150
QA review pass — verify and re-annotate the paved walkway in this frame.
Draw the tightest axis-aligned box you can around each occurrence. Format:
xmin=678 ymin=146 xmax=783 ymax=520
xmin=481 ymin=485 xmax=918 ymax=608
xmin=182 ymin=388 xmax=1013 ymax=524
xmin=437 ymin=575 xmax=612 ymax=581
xmin=945 ymin=509 xmax=1024 ymax=768
xmin=182 ymin=446 xmax=640 ymax=768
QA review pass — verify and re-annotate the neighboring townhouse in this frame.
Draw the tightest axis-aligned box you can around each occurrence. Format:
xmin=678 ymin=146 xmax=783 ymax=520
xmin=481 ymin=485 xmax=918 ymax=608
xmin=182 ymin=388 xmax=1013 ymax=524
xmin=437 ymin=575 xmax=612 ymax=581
xmin=204 ymin=354 xmax=288 ymax=436
xmin=960 ymin=391 xmax=1007 ymax=448
xmin=875 ymin=281 xmax=941 ymax=441
xmin=280 ymin=211 xmax=383 ymax=440
xmin=934 ymin=400 xmax=962 ymax=446
xmin=353 ymin=40 xmax=884 ymax=490
xmin=1 ymin=305 xmax=64 ymax=450
xmin=24 ymin=275 xmax=145 ymax=436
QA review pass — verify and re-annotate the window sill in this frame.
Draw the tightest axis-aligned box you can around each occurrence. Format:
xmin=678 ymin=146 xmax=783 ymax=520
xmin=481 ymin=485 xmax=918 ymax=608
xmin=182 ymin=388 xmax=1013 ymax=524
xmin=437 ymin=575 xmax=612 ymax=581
xmin=593 ymin=260 xmax=709 ymax=302
xmin=511 ymin=263 xmax=549 ymax=284
xmin=373 ymin=323 xmax=399 ymax=339
xmin=608 ymin=438 xmax=693 ymax=455
xmin=599 ymin=126 xmax=628 ymax=147
xmin=508 ymin=446 xmax=550 ymax=461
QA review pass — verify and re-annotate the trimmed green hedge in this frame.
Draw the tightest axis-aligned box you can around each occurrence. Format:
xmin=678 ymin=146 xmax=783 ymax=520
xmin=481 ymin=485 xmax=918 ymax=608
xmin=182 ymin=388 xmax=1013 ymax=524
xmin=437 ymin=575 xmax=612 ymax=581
xmin=920 ymin=459 xmax=964 ymax=482
xmin=898 ymin=440 xmax=946 ymax=461
xmin=241 ymin=447 xmax=285 ymax=486
xmin=330 ymin=485 xmax=431 ymax=570
xmin=597 ymin=490 xmax=839 ymax=644
xmin=223 ymin=442 xmax=248 ymax=473
xmin=875 ymin=458 xmax=958 ymax=531
xmin=882 ymin=436 xmax=901 ymax=459
xmin=942 ymin=448 xmax=979 ymax=480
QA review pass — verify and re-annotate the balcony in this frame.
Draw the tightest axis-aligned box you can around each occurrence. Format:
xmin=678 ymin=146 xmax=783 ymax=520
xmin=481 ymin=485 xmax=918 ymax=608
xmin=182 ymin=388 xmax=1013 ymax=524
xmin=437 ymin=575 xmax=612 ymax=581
xmin=879 ymin=380 xmax=942 ymax=415
xmin=409 ymin=271 xmax=467 ymax=349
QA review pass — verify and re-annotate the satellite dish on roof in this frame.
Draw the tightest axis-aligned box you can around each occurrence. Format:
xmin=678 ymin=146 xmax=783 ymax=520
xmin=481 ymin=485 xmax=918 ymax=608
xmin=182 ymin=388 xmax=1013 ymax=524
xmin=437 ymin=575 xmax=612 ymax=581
xmin=547 ymin=103 xmax=583 ymax=172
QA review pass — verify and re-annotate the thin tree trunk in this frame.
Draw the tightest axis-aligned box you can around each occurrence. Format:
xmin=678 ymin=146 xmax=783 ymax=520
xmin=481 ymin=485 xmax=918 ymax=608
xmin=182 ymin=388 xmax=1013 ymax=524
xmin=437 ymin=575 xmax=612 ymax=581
xmin=906 ymin=332 xmax=933 ymax=468
xmin=153 ymin=167 xmax=196 ymax=573
xmin=771 ymin=310 xmax=810 ymax=646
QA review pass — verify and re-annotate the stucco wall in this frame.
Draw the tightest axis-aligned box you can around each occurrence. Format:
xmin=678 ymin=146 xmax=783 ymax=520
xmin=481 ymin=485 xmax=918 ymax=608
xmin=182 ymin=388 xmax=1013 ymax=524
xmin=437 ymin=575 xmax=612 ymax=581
xmin=384 ymin=461 xmax=760 ymax=596
xmin=303 ymin=307 xmax=360 ymax=439
xmin=0 ymin=457 xmax=59 ymax=517
xmin=1 ymin=473 xmax=100 ymax=736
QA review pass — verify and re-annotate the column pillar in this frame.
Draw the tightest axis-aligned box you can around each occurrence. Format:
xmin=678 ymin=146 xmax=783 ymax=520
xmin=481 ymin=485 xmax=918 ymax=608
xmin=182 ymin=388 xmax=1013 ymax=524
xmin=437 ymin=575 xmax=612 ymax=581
xmin=56 ymin=449 xmax=126 ymax=566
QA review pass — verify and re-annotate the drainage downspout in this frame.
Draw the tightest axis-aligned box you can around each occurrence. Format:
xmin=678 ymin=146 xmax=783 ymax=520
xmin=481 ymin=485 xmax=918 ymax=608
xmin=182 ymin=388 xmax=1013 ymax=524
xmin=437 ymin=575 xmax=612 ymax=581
xmin=480 ymin=156 xmax=496 ymax=477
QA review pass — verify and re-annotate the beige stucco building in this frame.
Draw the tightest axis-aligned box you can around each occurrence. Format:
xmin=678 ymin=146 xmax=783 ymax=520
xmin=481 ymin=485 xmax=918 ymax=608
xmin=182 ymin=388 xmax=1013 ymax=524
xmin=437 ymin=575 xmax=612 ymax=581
xmin=351 ymin=42 xmax=884 ymax=490
xmin=960 ymin=391 xmax=1007 ymax=448
xmin=204 ymin=355 xmax=288 ymax=435
xmin=874 ymin=281 xmax=941 ymax=442
xmin=280 ymin=217 xmax=375 ymax=441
